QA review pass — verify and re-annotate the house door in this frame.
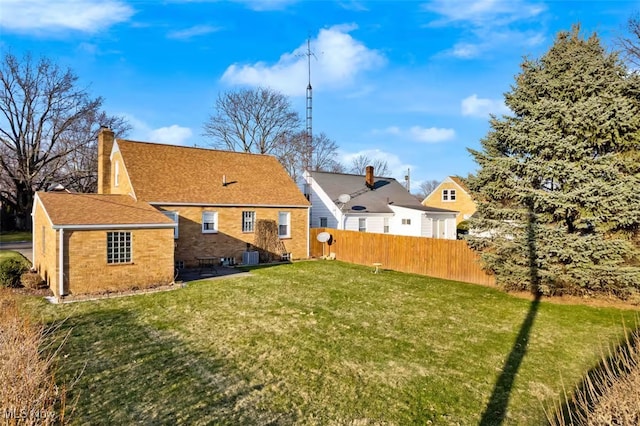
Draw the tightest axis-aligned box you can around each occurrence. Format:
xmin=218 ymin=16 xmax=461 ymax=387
xmin=434 ymin=219 xmax=446 ymax=239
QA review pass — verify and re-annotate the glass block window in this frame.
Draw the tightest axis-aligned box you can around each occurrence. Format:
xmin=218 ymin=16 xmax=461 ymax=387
xmin=107 ymin=232 xmax=131 ymax=264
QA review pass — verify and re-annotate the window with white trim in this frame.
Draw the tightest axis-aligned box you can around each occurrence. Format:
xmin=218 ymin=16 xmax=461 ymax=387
xmin=402 ymin=218 xmax=412 ymax=225
xmin=383 ymin=218 xmax=390 ymax=233
xmin=242 ymin=211 xmax=255 ymax=233
xmin=358 ymin=218 xmax=367 ymax=232
xmin=319 ymin=217 xmax=328 ymax=227
xmin=107 ymin=231 xmax=131 ymax=264
xmin=278 ymin=211 xmax=290 ymax=238
xmin=442 ymin=189 xmax=456 ymax=201
xmin=162 ymin=211 xmax=179 ymax=239
xmin=202 ymin=211 xmax=218 ymax=233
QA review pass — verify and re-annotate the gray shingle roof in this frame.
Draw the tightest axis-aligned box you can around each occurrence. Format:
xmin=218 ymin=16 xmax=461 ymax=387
xmin=310 ymin=171 xmax=457 ymax=214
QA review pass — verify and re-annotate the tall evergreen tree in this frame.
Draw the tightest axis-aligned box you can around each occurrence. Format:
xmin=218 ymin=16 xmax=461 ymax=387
xmin=467 ymin=26 xmax=640 ymax=297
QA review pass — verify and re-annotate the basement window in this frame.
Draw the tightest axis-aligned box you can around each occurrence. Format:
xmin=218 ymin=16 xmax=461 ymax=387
xmin=107 ymin=231 xmax=131 ymax=264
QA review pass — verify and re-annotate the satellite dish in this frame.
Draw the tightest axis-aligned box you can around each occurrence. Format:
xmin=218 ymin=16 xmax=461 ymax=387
xmin=338 ymin=193 xmax=351 ymax=204
xmin=317 ymin=232 xmax=331 ymax=243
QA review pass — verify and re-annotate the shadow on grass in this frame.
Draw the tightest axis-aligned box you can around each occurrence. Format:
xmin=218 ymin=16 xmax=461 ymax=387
xmin=479 ymin=203 xmax=542 ymax=425
xmin=49 ymin=308 xmax=293 ymax=425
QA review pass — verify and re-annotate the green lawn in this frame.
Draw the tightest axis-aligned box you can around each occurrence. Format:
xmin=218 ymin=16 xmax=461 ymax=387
xmin=25 ymin=261 xmax=638 ymax=425
xmin=0 ymin=231 xmax=32 ymax=243
xmin=0 ymin=250 xmax=29 ymax=263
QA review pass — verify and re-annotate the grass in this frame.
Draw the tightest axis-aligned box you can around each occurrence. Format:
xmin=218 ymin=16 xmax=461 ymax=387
xmin=0 ymin=230 xmax=32 ymax=243
xmin=0 ymin=250 xmax=29 ymax=263
xmin=23 ymin=261 xmax=639 ymax=425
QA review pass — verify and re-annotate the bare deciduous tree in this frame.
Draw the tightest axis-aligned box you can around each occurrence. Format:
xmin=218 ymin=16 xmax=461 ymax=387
xmin=276 ymin=131 xmax=344 ymax=182
xmin=203 ymin=87 xmax=301 ymax=155
xmin=414 ymin=179 xmax=440 ymax=200
xmin=619 ymin=14 xmax=640 ymax=67
xmin=0 ymin=52 xmax=128 ymax=230
xmin=54 ymin=112 xmax=130 ymax=193
xmin=349 ymin=154 xmax=390 ymax=177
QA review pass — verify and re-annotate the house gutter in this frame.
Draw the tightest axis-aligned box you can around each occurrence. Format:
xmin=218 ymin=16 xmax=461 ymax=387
xmin=51 ymin=223 xmax=176 ymax=231
xmin=148 ymin=202 xmax=310 ymax=208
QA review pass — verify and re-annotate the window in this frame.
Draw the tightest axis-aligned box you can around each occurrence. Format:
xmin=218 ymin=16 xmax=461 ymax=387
xmin=402 ymin=218 xmax=412 ymax=225
xmin=383 ymin=218 xmax=390 ymax=233
xmin=162 ymin=211 xmax=179 ymax=239
xmin=107 ymin=232 xmax=131 ymax=264
xmin=278 ymin=211 xmax=290 ymax=238
xmin=202 ymin=211 xmax=218 ymax=233
xmin=319 ymin=217 xmax=328 ymax=227
xmin=242 ymin=211 xmax=255 ymax=233
xmin=114 ymin=161 xmax=120 ymax=187
xmin=358 ymin=218 xmax=367 ymax=232
xmin=442 ymin=189 xmax=456 ymax=202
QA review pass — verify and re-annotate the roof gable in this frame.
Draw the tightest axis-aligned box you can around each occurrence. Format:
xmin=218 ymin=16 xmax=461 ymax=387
xmin=36 ymin=192 xmax=174 ymax=226
xmin=116 ymin=140 xmax=309 ymax=206
xmin=310 ymin=171 xmax=434 ymax=214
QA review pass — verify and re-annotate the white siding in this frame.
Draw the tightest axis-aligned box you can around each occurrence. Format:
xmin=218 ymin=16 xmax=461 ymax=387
xmin=307 ymin=176 xmax=341 ymax=229
xmin=428 ymin=214 xmax=457 ymax=239
xmin=388 ymin=206 xmax=425 ymax=237
xmin=420 ymin=215 xmax=432 ymax=237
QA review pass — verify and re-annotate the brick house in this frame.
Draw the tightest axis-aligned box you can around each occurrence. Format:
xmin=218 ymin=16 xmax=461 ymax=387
xmin=32 ymin=191 xmax=176 ymax=300
xmin=32 ymin=128 xmax=310 ymax=300
xmin=422 ymin=176 xmax=477 ymax=226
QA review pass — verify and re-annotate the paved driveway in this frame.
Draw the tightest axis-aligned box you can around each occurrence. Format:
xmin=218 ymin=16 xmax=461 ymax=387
xmin=0 ymin=241 xmax=33 ymax=262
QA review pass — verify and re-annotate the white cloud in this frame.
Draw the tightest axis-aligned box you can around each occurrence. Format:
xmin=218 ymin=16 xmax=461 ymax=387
xmin=424 ymin=0 xmax=545 ymax=27
xmin=124 ymin=115 xmax=193 ymax=146
xmin=0 ymin=0 xmax=134 ymax=33
xmin=374 ymin=125 xmax=455 ymax=143
xmin=409 ymin=126 xmax=455 ymax=143
xmin=423 ymin=0 xmax=546 ymax=59
xmin=149 ymin=125 xmax=194 ymax=145
xmin=221 ymin=24 xmax=385 ymax=96
xmin=461 ymin=94 xmax=510 ymax=118
xmin=340 ymin=148 xmax=414 ymax=181
xmin=167 ymin=25 xmax=221 ymax=40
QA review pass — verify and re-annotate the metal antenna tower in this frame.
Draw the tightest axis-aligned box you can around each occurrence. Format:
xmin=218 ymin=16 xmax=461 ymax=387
xmin=304 ymin=36 xmax=315 ymax=171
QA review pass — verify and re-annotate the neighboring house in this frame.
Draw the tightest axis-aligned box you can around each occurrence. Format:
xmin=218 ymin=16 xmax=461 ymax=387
xmin=304 ymin=167 xmax=458 ymax=239
xmin=422 ymin=176 xmax=477 ymax=225
xmin=32 ymin=127 xmax=310 ymax=299
xmin=32 ymin=191 xmax=176 ymax=300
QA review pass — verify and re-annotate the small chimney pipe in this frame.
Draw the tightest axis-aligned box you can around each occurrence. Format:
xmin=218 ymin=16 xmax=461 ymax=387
xmin=365 ymin=165 xmax=374 ymax=189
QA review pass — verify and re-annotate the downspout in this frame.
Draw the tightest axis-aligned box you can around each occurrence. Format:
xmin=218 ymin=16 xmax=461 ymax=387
xmin=31 ymin=212 xmax=36 ymax=267
xmin=58 ymin=228 xmax=64 ymax=299
xmin=306 ymin=206 xmax=310 ymax=259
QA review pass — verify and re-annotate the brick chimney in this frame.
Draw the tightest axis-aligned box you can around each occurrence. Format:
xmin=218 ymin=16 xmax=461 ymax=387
xmin=97 ymin=126 xmax=114 ymax=194
xmin=365 ymin=165 xmax=374 ymax=189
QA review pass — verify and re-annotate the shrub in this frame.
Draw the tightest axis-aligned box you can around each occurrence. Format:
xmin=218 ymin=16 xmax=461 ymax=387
xmin=0 ymin=257 xmax=29 ymax=287
xmin=21 ymin=271 xmax=45 ymax=289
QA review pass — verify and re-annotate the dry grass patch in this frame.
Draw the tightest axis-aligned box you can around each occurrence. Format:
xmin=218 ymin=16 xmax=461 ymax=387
xmin=0 ymin=289 xmax=70 ymax=425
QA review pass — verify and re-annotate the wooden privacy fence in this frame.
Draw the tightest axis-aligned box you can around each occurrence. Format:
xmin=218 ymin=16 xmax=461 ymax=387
xmin=310 ymin=228 xmax=495 ymax=286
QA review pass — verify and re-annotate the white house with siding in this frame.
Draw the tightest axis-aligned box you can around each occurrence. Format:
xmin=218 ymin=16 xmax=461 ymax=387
xmin=303 ymin=167 xmax=458 ymax=239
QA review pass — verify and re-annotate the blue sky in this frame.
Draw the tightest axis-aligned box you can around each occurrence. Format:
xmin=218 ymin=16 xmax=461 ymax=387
xmin=1 ymin=0 xmax=638 ymax=188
